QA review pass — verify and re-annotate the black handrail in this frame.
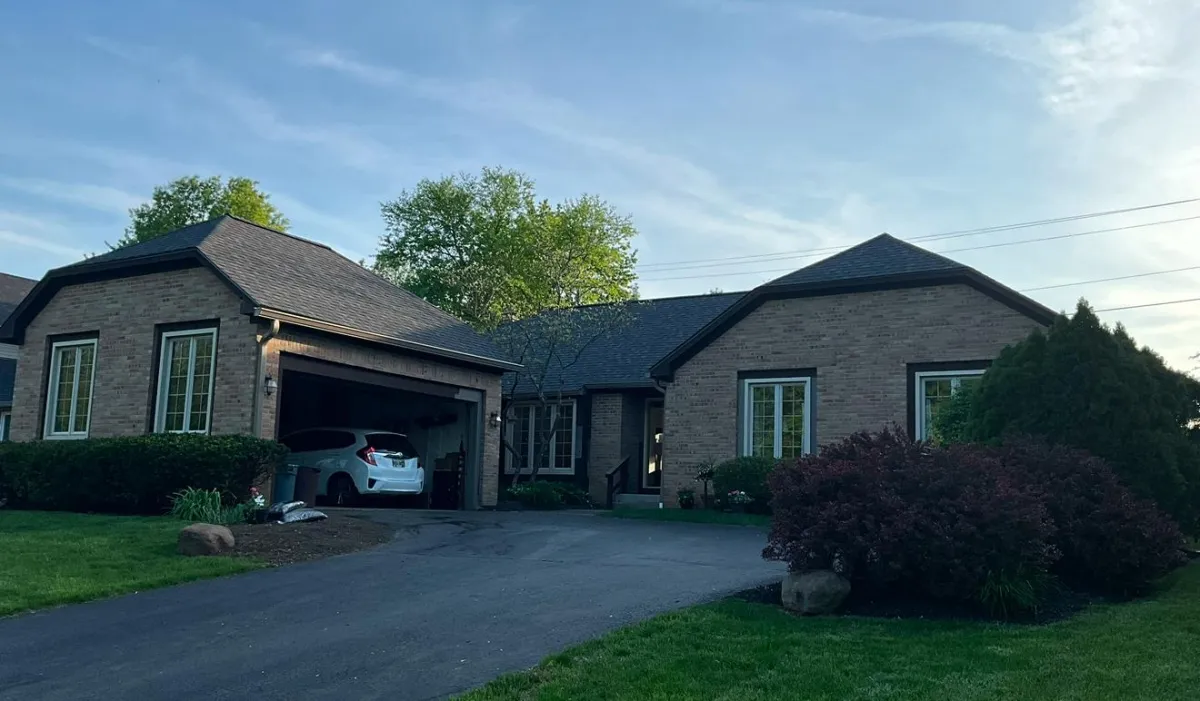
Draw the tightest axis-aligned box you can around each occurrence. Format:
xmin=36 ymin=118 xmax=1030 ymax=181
xmin=605 ymin=455 xmax=631 ymax=510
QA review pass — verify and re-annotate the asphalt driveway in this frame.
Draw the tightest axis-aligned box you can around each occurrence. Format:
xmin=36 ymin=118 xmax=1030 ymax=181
xmin=0 ymin=510 xmax=782 ymax=701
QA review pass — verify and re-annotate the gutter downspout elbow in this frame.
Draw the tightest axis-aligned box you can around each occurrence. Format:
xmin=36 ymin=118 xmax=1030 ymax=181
xmin=252 ymin=319 xmax=282 ymax=438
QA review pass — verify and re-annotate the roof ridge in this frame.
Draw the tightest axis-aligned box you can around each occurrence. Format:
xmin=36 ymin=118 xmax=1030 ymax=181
xmin=220 ymin=214 xmax=333 ymax=252
xmin=761 ymin=232 xmax=966 ymax=288
xmin=878 ymin=232 xmax=971 ymax=270
xmin=565 ymin=290 xmax=748 ymax=312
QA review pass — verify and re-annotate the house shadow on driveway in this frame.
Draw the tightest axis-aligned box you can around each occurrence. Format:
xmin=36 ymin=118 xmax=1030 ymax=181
xmin=0 ymin=510 xmax=782 ymax=701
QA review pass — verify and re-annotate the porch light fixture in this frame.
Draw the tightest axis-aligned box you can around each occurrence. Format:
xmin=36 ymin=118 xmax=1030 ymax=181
xmin=489 ymin=411 xmax=502 ymax=428
xmin=264 ymin=375 xmax=278 ymax=397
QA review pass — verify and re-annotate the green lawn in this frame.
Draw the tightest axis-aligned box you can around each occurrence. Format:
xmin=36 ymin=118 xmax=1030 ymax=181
xmin=603 ymin=507 xmax=770 ymax=527
xmin=0 ymin=511 xmax=264 ymax=616
xmin=463 ymin=563 xmax=1200 ymax=701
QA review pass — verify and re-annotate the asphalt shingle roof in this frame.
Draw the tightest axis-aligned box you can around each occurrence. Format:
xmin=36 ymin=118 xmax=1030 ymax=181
xmin=764 ymin=233 xmax=966 ymax=287
xmin=500 ymin=292 xmax=745 ymax=395
xmin=0 ymin=272 xmax=36 ymax=326
xmin=63 ymin=216 xmax=512 ymax=366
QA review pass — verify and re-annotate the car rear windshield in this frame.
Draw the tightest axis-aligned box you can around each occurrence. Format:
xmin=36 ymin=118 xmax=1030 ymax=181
xmin=366 ymin=433 xmax=419 ymax=458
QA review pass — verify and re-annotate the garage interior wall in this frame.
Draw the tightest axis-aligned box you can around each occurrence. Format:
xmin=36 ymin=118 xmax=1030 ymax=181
xmin=260 ymin=330 xmax=503 ymax=507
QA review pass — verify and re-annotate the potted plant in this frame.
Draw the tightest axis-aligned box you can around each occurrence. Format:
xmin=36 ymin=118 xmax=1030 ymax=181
xmin=725 ymin=489 xmax=751 ymax=513
xmin=677 ymin=488 xmax=696 ymax=510
xmin=248 ymin=487 xmax=269 ymax=524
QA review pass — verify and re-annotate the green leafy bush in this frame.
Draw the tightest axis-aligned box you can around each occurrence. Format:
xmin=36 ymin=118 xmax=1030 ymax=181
xmin=0 ymin=434 xmax=285 ymax=515
xmin=504 ymin=481 xmax=563 ymax=509
xmin=550 ymin=482 xmax=593 ymax=508
xmin=941 ymin=302 xmax=1200 ymax=534
xmin=712 ymin=456 xmax=776 ymax=513
xmin=168 ymin=487 xmax=252 ymax=525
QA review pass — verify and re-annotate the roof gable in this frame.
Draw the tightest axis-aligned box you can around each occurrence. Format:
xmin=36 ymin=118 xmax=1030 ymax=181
xmin=649 ymin=234 xmax=1058 ymax=380
xmin=765 ymin=233 xmax=965 ymax=288
xmin=2 ymin=216 xmax=515 ymax=370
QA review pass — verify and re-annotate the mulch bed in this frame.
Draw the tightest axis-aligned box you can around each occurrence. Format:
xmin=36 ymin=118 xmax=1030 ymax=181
xmin=226 ymin=514 xmax=395 ymax=566
xmin=732 ymin=581 xmax=1101 ymax=625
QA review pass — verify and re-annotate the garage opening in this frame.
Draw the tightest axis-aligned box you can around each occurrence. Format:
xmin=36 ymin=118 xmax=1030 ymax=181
xmin=275 ymin=354 xmax=484 ymax=510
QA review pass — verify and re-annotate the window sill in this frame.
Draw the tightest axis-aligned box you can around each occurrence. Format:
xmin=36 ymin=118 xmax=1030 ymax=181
xmin=43 ymin=433 xmax=88 ymax=440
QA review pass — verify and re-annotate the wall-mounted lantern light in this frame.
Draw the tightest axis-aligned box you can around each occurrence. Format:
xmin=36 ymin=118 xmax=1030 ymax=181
xmin=489 ymin=411 xmax=502 ymax=428
xmin=264 ymin=375 xmax=278 ymax=397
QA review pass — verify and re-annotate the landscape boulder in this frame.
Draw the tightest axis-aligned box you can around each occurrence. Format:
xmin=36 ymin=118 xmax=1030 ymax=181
xmin=178 ymin=523 xmax=236 ymax=556
xmin=781 ymin=570 xmax=851 ymax=615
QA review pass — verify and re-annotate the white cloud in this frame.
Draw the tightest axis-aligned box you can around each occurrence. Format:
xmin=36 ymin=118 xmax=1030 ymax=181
xmin=683 ymin=0 xmax=1197 ymax=128
xmin=0 ymin=229 xmax=86 ymax=259
xmin=81 ymin=39 xmax=401 ymax=174
xmin=0 ymin=176 xmax=142 ymax=215
xmin=287 ymin=45 xmax=849 ymax=254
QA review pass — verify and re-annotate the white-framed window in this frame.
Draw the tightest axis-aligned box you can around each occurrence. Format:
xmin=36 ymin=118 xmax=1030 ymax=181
xmin=0 ymin=410 xmax=10 ymax=441
xmin=741 ymin=377 xmax=812 ymax=459
xmin=505 ymin=401 xmax=577 ymax=474
xmin=154 ymin=328 xmax=218 ymax=434
xmin=43 ymin=338 xmax=98 ymax=439
xmin=914 ymin=369 xmax=985 ymax=440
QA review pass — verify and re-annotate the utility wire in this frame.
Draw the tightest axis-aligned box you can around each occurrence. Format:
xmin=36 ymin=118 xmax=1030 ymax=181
xmin=640 ymin=214 xmax=1200 ymax=282
xmin=636 ymin=197 xmax=1200 ymax=272
xmin=1095 ymin=297 xmax=1200 ymax=312
xmin=1020 ymin=265 xmax=1200 ymax=292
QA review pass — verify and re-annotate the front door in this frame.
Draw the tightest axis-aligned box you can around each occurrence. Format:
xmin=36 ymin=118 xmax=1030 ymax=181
xmin=642 ymin=400 xmax=664 ymax=492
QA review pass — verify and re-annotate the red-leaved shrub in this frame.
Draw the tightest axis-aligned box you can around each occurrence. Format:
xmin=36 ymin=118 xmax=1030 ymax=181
xmin=764 ymin=427 xmax=1058 ymax=605
xmin=765 ymin=428 xmax=1189 ymax=611
xmin=993 ymin=441 xmax=1186 ymax=596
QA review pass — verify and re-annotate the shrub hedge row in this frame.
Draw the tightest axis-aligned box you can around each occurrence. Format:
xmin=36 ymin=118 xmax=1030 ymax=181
xmin=0 ymin=434 xmax=286 ymax=515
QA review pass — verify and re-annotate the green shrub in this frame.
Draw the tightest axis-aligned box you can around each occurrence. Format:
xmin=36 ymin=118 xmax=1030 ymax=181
xmin=550 ymin=482 xmax=593 ymax=508
xmin=712 ymin=456 xmax=776 ymax=513
xmin=505 ymin=481 xmax=563 ymax=509
xmin=0 ymin=434 xmax=285 ymax=515
xmin=948 ymin=302 xmax=1200 ymax=534
xmin=168 ymin=487 xmax=252 ymax=525
xmin=979 ymin=566 xmax=1057 ymax=620
xmin=929 ymin=382 xmax=977 ymax=446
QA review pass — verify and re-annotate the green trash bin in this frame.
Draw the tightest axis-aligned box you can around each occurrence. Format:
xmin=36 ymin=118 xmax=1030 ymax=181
xmin=272 ymin=464 xmax=298 ymax=504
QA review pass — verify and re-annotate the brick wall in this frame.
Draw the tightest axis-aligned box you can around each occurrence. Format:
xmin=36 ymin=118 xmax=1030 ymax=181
xmin=9 ymin=266 xmax=257 ymax=441
xmin=261 ymin=329 xmax=505 ymax=507
xmin=586 ymin=392 xmax=623 ymax=504
xmin=661 ymin=283 xmax=1046 ymax=504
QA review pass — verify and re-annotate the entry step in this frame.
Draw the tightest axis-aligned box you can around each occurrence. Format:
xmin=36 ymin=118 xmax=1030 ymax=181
xmin=614 ymin=493 xmax=662 ymax=510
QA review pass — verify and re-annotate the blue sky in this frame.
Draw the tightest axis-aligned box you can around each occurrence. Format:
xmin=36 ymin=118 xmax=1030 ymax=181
xmin=1 ymin=0 xmax=1197 ymax=369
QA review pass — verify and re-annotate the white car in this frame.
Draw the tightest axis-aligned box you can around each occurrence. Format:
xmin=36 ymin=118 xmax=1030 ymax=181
xmin=280 ymin=428 xmax=425 ymax=506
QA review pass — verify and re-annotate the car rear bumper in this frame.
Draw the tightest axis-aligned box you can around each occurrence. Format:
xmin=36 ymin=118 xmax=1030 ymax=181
xmin=363 ymin=471 xmax=425 ymax=495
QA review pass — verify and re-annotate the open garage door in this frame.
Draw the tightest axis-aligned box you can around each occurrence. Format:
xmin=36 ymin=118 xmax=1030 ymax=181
xmin=275 ymin=354 xmax=484 ymax=510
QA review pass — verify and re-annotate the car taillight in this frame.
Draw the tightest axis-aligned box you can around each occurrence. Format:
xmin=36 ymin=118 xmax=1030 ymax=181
xmin=357 ymin=446 xmax=377 ymax=466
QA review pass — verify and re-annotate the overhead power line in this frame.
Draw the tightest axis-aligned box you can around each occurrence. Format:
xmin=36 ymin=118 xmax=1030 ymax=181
xmin=639 ymin=214 xmax=1200 ymax=282
xmin=1020 ymin=265 xmax=1200 ymax=292
xmin=1095 ymin=297 xmax=1200 ymax=312
xmin=636 ymin=196 xmax=1200 ymax=272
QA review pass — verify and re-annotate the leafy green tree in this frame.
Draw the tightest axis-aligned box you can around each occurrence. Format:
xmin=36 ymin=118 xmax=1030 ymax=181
xmin=375 ymin=167 xmax=638 ymax=332
xmin=945 ymin=300 xmax=1200 ymax=533
xmin=117 ymin=176 xmax=289 ymax=248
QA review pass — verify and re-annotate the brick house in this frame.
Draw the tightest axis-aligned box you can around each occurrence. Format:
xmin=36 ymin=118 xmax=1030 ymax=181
xmin=498 ymin=234 xmax=1057 ymax=507
xmin=0 ymin=216 xmax=518 ymax=508
xmin=0 ymin=272 xmax=37 ymax=440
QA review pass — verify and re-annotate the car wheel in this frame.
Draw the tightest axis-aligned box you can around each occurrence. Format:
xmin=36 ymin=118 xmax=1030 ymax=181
xmin=328 ymin=474 xmax=358 ymax=507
